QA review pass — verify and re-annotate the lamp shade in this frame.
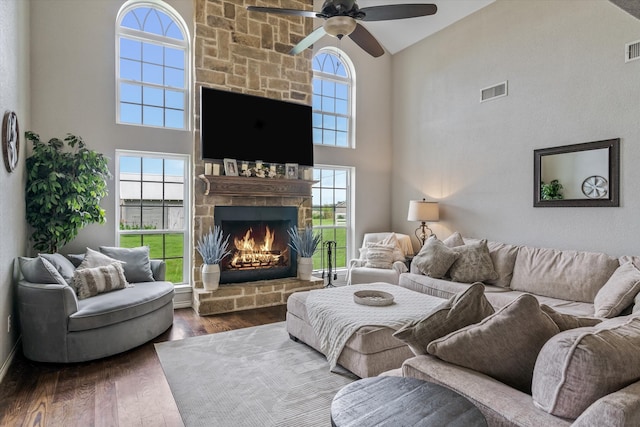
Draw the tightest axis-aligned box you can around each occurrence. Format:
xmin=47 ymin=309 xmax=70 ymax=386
xmin=323 ymin=16 xmax=357 ymax=38
xmin=407 ymin=200 xmax=439 ymax=222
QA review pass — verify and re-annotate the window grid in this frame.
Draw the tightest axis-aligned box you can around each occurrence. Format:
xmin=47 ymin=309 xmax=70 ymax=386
xmin=117 ymin=152 xmax=189 ymax=285
xmin=312 ymin=49 xmax=353 ymax=147
xmin=312 ymin=167 xmax=350 ymax=272
xmin=116 ymin=1 xmax=189 ymax=130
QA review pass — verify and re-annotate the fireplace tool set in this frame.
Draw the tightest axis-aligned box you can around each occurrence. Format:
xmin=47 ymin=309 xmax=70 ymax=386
xmin=322 ymin=240 xmax=338 ymax=287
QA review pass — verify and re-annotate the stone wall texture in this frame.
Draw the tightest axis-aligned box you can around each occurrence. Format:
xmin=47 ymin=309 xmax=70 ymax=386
xmin=193 ymin=0 xmax=315 ymax=314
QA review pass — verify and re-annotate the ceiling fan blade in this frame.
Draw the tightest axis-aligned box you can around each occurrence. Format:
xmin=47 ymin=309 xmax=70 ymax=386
xmin=359 ymin=4 xmax=437 ymax=22
xmin=290 ymin=26 xmax=327 ymax=55
xmin=246 ymin=6 xmax=318 ymax=19
xmin=348 ymin=23 xmax=385 ymax=58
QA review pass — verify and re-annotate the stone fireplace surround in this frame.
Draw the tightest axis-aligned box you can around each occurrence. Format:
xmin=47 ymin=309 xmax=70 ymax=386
xmin=193 ymin=175 xmax=323 ymax=316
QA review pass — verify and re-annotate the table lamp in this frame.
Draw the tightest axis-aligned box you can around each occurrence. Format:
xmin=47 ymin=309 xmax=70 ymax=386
xmin=407 ymin=199 xmax=439 ymax=247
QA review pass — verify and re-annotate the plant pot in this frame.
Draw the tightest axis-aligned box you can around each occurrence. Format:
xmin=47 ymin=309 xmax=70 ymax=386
xmin=201 ymin=264 xmax=221 ymax=291
xmin=298 ymin=257 xmax=313 ymax=281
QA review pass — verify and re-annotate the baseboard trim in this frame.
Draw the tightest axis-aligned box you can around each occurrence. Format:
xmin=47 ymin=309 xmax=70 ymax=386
xmin=0 ymin=337 xmax=20 ymax=384
xmin=174 ymin=300 xmax=192 ymax=309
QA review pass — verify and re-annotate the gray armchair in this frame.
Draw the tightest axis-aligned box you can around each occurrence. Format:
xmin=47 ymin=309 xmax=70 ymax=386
xmin=17 ymin=259 xmax=174 ymax=363
xmin=347 ymin=232 xmax=414 ymax=285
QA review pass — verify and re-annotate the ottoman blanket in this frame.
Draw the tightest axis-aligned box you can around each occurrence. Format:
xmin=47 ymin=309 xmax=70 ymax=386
xmin=306 ymin=283 xmax=445 ymax=370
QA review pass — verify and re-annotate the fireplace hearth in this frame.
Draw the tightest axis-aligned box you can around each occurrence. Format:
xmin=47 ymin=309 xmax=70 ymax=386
xmin=215 ymin=206 xmax=298 ymax=284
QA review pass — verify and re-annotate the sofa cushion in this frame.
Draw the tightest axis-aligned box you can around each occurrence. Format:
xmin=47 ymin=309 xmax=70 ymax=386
xmin=510 ymin=246 xmax=619 ymax=303
xmin=464 ymin=239 xmax=520 ymax=288
xmin=74 ymin=263 xmax=129 ymax=300
xmin=393 ymin=283 xmax=494 ymax=355
xmin=593 ymin=261 xmax=640 ymax=318
xmin=364 ymin=243 xmax=395 ymax=269
xmin=99 ymin=246 xmax=155 ymax=283
xmin=69 ymin=281 xmax=175 ymax=332
xmin=19 ymin=256 xmax=68 ymax=286
xmin=448 ymin=239 xmax=498 ymax=284
xmin=540 ymin=304 xmax=602 ymax=331
xmin=39 ymin=253 xmax=76 ymax=287
xmin=412 ymin=237 xmax=460 ymax=279
xmin=427 ymin=294 xmax=559 ymax=393
xmin=442 ymin=232 xmax=464 ymax=248
xmin=532 ymin=317 xmax=640 ymax=419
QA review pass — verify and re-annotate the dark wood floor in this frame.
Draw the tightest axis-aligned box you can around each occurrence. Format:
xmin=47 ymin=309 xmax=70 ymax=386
xmin=0 ymin=305 xmax=287 ymax=427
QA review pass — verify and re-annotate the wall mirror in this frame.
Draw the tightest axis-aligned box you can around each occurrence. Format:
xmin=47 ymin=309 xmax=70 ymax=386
xmin=534 ymin=138 xmax=620 ymax=207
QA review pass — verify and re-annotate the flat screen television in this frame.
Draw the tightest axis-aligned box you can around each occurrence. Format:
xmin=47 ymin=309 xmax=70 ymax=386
xmin=200 ymin=87 xmax=314 ymax=166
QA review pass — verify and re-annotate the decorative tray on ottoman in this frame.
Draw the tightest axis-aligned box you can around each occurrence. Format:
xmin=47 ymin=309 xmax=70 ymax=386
xmin=353 ymin=290 xmax=395 ymax=306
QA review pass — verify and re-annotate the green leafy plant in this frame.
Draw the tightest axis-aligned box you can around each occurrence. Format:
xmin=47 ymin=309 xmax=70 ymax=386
xmin=287 ymin=226 xmax=321 ymax=258
xmin=541 ymin=179 xmax=564 ymax=200
xmin=25 ymin=131 xmax=112 ymax=253
xmin=196 ymin=226 xmax=231 ymax=264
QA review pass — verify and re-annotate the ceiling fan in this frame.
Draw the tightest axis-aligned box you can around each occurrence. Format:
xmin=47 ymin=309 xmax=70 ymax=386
xmin=247 ymin=0 xmax=437 ymax=58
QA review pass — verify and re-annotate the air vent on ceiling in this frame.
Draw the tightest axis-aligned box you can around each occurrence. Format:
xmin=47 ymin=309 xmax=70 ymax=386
xmin=626 ymin=40 xmax=640 ymax=63
xmin=481 ymin=81 xmax=508 ymax=102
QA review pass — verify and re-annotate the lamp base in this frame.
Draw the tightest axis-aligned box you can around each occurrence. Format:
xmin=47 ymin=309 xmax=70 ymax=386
xmin=414 ymin=222 xmax=436 ymax=248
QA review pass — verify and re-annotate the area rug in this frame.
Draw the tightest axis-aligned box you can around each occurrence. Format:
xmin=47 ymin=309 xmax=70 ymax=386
xmin=155 ymin=322 xmax=357 ymax=427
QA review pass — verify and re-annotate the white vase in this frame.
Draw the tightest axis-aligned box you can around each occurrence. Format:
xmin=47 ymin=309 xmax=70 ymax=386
xmin=201 ymin=264 xmax=221 ymax=291
xmin=298 ymin=257 xmax=313 ymax=281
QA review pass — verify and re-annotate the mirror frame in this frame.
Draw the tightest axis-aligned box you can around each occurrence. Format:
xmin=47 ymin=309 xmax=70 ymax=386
xmin=534 ymin=138 xmax=620 ymax=207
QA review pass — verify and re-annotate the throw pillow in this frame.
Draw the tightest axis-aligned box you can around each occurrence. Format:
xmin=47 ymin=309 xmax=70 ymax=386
xmin=39 ymin=253 xmax=77 ymax=287
xmin=411 ymin=236 xmax=460 ymax=278
xmin=448 ymin=239 xmax=498 ymax=283
xmin=73 ymin=262 xmax=129 ymax=300
xmin=378 ymin=233 xmax=406 ymax=262
xmin=364 ymin=244 xmax=395 ymax=269
xmin=532 ymin=317 xmax=640 ymax=419
xmin=78 ymin=247 xmax=122 ymax=270
xmin=426 ymin=294 xmax=560 ymax=393
xmin=593 ymin=261 xmax=640 ymax=318
xmin=18 ymin=256 xmax=67 ymax=286
xmin=540 ymin=305 xmax=602 ymax=331
xmin=99 ymin=246 xmax=155 ymax=282
xmin=442 ymin=231 xmax=465 ymax=248
xmin=393 ymin=282 xmax=495 ymax=355
xmin=66 ymin=253 xmax=85 ymax=268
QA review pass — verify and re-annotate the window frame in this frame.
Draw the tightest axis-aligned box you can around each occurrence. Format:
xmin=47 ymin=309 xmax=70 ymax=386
xmin=312 ymin=47 xmax=356 ymax=148
xmin=115 ymin=0 xmax=191 ymax=130
xmin=311 ymin=165 xmax=353 ymax=273
xmin=115 ymin=150 xmax=191 ymax=286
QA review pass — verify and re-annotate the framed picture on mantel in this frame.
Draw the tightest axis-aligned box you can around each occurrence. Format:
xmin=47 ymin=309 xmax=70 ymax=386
xmin=285 ymin=163 xmax=298 ymax=179
xmin=223 ymin=158 xmax=238 ymax=176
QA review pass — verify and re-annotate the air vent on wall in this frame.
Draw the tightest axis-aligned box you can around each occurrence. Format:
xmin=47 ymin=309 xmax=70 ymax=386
xmin=481 ymin=81 xmax=508 ymax=102
xmin=626 ymin=40 xmax=640 ymax=63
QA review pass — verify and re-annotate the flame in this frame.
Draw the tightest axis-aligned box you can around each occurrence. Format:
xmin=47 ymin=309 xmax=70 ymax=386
xmin=229 ymin=226 xmax=285 ymax=269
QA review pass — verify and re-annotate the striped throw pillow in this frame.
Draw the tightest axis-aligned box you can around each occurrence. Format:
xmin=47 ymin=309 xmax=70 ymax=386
xmin=74 ymin=262 xmax=129 ymax=300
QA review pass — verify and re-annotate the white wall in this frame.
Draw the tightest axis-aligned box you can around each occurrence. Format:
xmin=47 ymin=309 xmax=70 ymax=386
xmin=391 ymin=0 xmax=640 ymax=256
xmin=29 ymin=0 xmax=194 ymax=255
xmin=0 ymin=0 xmax=29 ymax=380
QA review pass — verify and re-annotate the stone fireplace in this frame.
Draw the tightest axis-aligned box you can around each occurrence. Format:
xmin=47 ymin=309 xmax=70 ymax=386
xmin=193 ymin=175 xmax=323 ymax=316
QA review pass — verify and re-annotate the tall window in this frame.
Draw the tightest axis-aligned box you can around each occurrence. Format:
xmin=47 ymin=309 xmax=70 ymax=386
xmin=312 ymin=48 xmax=355 ymax=147
xmin=312 ymin=167 xmax=351 ymax=272
xmin=116 ymin=151 xmax=190 ymax=285
xmin=116 ymin=0 xmax=190 ymax=129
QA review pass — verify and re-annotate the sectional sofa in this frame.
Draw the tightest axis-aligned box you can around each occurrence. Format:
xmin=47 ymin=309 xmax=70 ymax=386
xmin=287 ymin=233 xmax=640 ymax=425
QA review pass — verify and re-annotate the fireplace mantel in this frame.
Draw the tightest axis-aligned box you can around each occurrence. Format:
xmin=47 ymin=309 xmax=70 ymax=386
xmin=198 ymin=174 xmax=315 ymax=198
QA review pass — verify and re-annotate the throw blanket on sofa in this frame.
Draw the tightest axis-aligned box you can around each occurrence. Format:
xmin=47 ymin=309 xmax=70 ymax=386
xmin=306 ymin=283 xmax=445 ymax=371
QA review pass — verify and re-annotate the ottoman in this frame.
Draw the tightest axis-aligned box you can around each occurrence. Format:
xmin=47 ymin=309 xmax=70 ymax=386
xmin=286 ymin=290 xmax=416 ymax=378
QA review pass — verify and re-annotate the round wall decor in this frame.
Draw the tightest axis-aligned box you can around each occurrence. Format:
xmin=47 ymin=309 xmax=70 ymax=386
xmin=581 ymin=175 xmax=608 ymax=199
xmin=2 ymin=111 xmax=19 ymax=173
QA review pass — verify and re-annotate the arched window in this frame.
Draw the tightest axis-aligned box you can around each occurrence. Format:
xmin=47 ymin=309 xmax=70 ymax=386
xmin=312 ymin=48 xmax=355 ymax=147
xmin=116 ymin=0 xmax=190 ymax=130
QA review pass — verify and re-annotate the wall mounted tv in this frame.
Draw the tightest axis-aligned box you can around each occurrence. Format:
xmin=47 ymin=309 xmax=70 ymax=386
xmin=200 ymin=87 xmax=314 ymax=167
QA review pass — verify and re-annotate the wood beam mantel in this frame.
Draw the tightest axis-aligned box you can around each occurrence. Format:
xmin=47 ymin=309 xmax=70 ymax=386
xmin=198 ymin=175 xmax=316 ymax=198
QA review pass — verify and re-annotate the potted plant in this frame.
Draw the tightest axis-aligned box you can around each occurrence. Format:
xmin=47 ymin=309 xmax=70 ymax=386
xmin=288 ymin=226 xmax=321 ymax=281
xmin=25 ymin=131 xmax=111 ymax=253
xmin=541 ymin=179 xmax=564 ymax=200
xmin=196 ymin=225 xmax=231 ymax=290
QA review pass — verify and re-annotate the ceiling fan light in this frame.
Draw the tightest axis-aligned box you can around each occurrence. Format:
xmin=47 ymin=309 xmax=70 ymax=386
xmin=323 ymin=16 xmax=357 ymax=39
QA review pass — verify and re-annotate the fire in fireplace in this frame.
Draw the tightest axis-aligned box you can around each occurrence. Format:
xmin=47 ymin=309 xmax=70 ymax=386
xmin=214 ymin=206 xmax=299 ymax=283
